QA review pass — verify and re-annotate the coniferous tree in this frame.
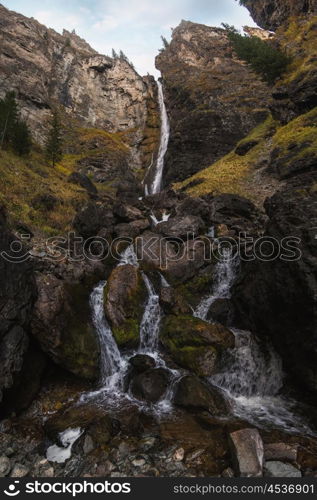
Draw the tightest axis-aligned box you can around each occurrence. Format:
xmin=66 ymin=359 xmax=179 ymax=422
xmin=45 ymin=111 xmax=63 ymax=167
xmin=13 ymin=120 xmax=32 ymax=156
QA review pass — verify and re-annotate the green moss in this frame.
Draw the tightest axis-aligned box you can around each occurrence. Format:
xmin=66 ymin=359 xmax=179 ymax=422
xmin=113 ymin=319 xmax=140 ymax=349
xmin=176 ymin=272 xmax=214 ymax=309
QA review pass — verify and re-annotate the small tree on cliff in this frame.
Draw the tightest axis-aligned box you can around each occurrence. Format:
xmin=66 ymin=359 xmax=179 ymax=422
xmin=0 ymin=91 xmax=32 ymax=155
xmin=223 ymin=24 xmax=291 ymax=84
xmin=12 ymin=119 xmax=32 ymax=156
xmin=45 ymin=111 xmax=63 ymax=167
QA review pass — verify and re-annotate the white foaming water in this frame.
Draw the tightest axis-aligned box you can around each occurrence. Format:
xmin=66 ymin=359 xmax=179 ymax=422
xmin=206 ymin=226 xmax=215 ymax=238
xmin=159 ymin=273 xmax=170 ymax=288
xmin=118 ymin=244 xmax=139 ymax=267
xmin=139 ymin=273 xmax=161 ymax=354
xmin=211 ymin=329 xmax=315 ymax=435
xmin=150 ymin=210 xmax=171 ymax=226
xmin=90 ymin=282 xmax=128 ymax=392
xmin=194 ymin=248 xmax=239 ymax=321
xmin=46 ymin=428 xmax=83 ymax=464
xmin=146 ymin=80 xmax=170 ymax=195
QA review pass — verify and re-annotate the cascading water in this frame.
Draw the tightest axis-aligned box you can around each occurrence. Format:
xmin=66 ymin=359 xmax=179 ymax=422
xmin=194 ymin=248 xmax=239 ymax=321
xmin=89 ymin=282 xmax=127 ymax=391
xmin=139 ymin=273 xmax=161 ymax=354
xmin=195 ymin=249 xmax=315 ymax=435
xmin=145 ymin=80 xmax=170 ymax=195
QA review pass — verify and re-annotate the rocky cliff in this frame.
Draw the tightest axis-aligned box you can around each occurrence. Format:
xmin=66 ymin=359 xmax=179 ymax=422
xmin=156 ymin=21 xmax=272 ymax=185
xmin=0 ymin=4 xmax=159 ymax=170
xmin=239 ymin=0 xmax=317 ymax=30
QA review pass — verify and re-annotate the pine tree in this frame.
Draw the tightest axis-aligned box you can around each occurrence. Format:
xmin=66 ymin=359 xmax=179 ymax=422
xmin=0 ymin=91 xmax=18 ymax=149
xmin=12 ymin=119 xmax=32 ymax=156
xmin=45 ymin=111 xmax=63 ymax=167
xmin=112 ymin=48 xmax=118 ymax=59
xmin=161 ymin=36 xmax=169 ymax=49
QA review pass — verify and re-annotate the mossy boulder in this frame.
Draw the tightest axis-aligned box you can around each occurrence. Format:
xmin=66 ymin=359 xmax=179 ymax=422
xmin=174 ymin=375 xmax=229 ymax=415
xmin=31 ymin=275 xmax=100 ymax=381
xmin=104 ymin=264 xmax=147 ymax=348
xmin=161 ymin=315 xmax=235 ymax=376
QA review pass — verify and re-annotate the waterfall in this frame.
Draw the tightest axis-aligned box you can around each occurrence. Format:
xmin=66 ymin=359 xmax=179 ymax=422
xmin=145 ymin=80 xmax=170 ymax=195
xmin=194 ymin=248 xmax=239 ymax=321
xmin=150 ymin=210 xmax=171 ymax=226
xmin=90 ymin=282 xmax=127 ymax=391
xmin=139 ymin=273 xmax=161 ymax=354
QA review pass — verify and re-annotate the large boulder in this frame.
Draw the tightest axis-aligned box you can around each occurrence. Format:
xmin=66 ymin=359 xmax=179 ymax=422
xmin=130 ymin=368 xmax=170 ymax=403
xmin=232 ymin=176 xmax=317 ymax=393
xmin=73 ymin=202 xmax=115 ymax=239
xmin=31 ymin=274 xmax=99 ymax=380
xmin=0 ymin=206 xmax=40 ymax=408
xmin=135 ymin=231 xmax=210 ymax=284
xmin=156 ymin=215 xmax=205 ymax=239
xmin=229 ymin=428 xmax=264 ymax=477
xmin=161 ymin=316 xmax=234 ymax=376
xmin=104 ymin=264 xmax=147 ymax=348
xmin=173 ymin=376 xmax=229 ymax=415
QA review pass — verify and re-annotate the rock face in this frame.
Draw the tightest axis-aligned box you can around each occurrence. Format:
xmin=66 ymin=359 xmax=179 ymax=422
xmin=239 ymin=0 xmax=317 ymax=31
xmin=104 ymin=265 xmax=147 ymax=348
xmin=174 ymin=376 xmax=229 ymax=415
xmin=31 ymin=274 xmax=99 ymax=380
xmin=0 ymin=206 xmax=41 ymax=408
xmin=0 ymin=4 xmax=159 ymax=169
xmin=232 ymin=175 xmax=317 ymax=393
xmin=156 ymin=21 xmax=271 ymax=184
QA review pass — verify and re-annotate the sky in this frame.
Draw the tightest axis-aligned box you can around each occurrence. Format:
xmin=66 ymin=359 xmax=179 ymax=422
xmin=3 ymin=0 xmax=257 ymax=76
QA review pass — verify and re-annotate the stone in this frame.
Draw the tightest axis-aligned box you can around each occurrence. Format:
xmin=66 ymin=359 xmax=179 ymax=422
xmin=264 ymin=461 xmax=302 ymax=478
xmin=83 ymin=435 xmax=95 ymax=455
xmin=130 ymin=368 xmax=170 ymax=403
xmin=104 ymin=264 xmax=147 ymax=348
xmin=222 ymin=467 xmax=235 ymax=478
xmin=10 ymin=463 xmax=29 ymax=478
xmin=159 ymin=287 xmax=191 ymax=315
xmin=229 ymin=428 xmax=264 ymax=477
xmin=173 ymin=448 xmax=185 ymax=462
xmin=174 ymin=376 xmax=229 ymax=415
xmin=161 ymin=315 xmax=234 ymax=376
xmin=208 ymin=298 xmax=233 ymax=326
xmin=0 ymin=456 xmax=11 ymax=477
xmin=156 ymin=216 xmax=205 ymax=239
xmin=264 ymin=443 xmax=298 ymax=462
xmin=129 ymin=355 xmax=156 ymax=374
xmin=132 ymin=458 xmax=146 ymax=468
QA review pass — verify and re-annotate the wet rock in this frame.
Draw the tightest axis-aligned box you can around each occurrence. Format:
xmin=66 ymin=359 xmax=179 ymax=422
xmin=208 ymin=299 xmax=233 ymax=326
xmin=264 ymin=461 xmax=302 ymax=478
xmin=222 ymin=467 xmax=235 ymax=477
xmin=0 ymin=456 xmax=11 ymax=477
xmin=31 ymin=275 xmax=99 ymax=380
xmin=130 ymin=368 xmax=170 ymax=403
xmin=135 ymin=231 xmax=208 ymax=283
xmin=229 ymin=428 xmax=264 ymax=477
xmin=264 ymin=443 xmax=298 ymax=462
xmin=159 ymin=287 xmax=191 ymax=315
xmin=161 ymin=316 xmax=234 ymax=376
xmin=132 ymin=458 xmax=146 ymax=467
xmin=10 ymin=463 xmax=29 ymax=477
xmin=175 ymin=197 xmax=210 ymax=223
xmin=174 ymin=376 xmax=229 ymax=416
xmin=73 ymin=202 xmax=115 ymax=239
xmin=68 ymin=172 xmax=97 ymax=195
xmin=156 ymin=216 xmax=205 ymax=239
xmin=104 ymin=264 xmax=147 ymax=348
xmin=129 ymin=355 xmax=156 ymax=374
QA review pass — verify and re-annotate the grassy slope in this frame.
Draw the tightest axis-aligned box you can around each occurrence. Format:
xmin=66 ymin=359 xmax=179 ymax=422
xmin=0 ymin=128 xmax=129 ymax=236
